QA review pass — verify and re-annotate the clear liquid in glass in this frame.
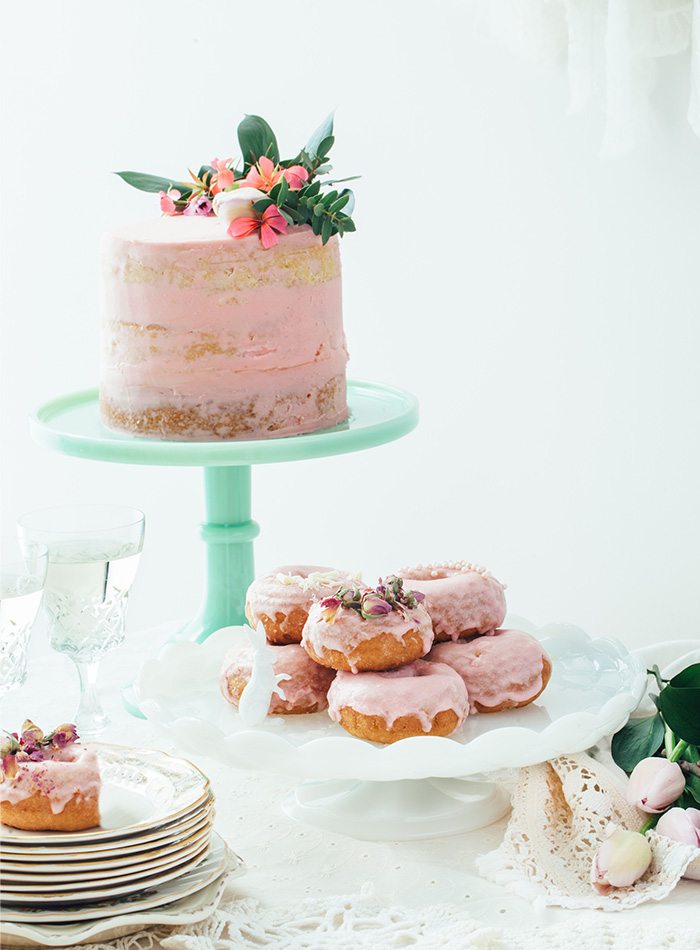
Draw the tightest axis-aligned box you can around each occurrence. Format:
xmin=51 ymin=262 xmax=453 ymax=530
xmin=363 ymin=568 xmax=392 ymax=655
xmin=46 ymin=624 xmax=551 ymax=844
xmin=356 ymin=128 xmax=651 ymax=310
xmin=0 ymin=576 xmax=44 ymax=694
xmin=44 ymin=540 xmax=142 ymax=661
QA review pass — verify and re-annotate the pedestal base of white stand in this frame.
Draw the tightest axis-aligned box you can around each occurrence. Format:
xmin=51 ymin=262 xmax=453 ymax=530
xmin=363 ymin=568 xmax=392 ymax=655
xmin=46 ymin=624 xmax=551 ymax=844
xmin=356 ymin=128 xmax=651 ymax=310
xmin=282 ymin=777 xmax=511 ymax=841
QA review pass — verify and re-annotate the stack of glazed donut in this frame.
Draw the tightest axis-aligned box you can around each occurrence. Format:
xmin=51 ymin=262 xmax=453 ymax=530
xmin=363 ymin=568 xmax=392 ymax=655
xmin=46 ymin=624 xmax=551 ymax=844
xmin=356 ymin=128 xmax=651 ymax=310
xmin=219 ymin=561 xmax=552 ymax=744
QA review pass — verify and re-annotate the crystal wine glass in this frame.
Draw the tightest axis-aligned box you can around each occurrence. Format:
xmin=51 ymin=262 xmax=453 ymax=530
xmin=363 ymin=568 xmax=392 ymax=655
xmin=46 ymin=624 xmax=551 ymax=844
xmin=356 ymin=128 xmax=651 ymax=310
xmin=17 ymin=505 xmax=145 ymax=736
xmin=0 ymin=537 xmax=48 ymax=697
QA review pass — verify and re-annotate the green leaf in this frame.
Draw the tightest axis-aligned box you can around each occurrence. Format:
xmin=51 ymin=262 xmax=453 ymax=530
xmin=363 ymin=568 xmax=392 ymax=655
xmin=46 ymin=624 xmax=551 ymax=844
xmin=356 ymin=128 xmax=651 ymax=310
xmin=658 ymin=664 xmax=700 ymax=744
xmin=685 ymin=772 xmax=700 ymax=805
xmin=252 ymin=198 xmax=273 ymax=213
xmin=312 ymin=204 xmax=324 ymax=218
xmin=321 ymin=216 xmax=333 ymax=244
xmin=305 ymin=112 xmax=334 ymax=161
xmin=341 ymin=217 xmax=356 ymax=233
xmin=237 ymin=115 xmax=279 ymax=168
xmin=115 ymin=171 xmax=192 ymax=197
xmin=311 ymin=215 xmax=322 ymax=236
xmin=269 ymin=176 xmax=289 ymax=207
xmin=685 ymin=744 xmax=700 ymax=762
xmin=329 ymin=193 xmax=350 ymax=214
xmin=611 ymin=714 xmax=665 ymax=773
xmin=316 ymin=135 xmax=335 ymax=160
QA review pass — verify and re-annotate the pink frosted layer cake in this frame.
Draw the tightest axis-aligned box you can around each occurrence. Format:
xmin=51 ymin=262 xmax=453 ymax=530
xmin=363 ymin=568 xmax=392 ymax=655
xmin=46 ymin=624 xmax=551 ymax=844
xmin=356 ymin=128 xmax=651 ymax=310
xmin=100 ymin=218 xmax=349 ymax=441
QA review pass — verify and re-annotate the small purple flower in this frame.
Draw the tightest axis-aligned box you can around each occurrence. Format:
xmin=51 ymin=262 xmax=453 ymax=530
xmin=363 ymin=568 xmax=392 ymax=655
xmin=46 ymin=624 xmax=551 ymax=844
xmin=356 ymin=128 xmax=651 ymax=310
xmin=20 ymin=720 xmax=44 ymax=745
xmin=48 ymin=723 xmax=79 ymax=749
xmin=319 ymin=597 xmax=342 ymax=624
xmin=183 ymin=195 xmax=214 ymax=216
xmin=360 ymin=594 xmax=393 ymax=619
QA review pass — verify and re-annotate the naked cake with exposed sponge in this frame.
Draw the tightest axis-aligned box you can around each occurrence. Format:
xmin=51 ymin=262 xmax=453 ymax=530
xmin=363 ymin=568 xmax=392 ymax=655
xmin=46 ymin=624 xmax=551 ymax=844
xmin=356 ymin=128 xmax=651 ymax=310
xmin=102 ymin=112 xmax=357 ymax=442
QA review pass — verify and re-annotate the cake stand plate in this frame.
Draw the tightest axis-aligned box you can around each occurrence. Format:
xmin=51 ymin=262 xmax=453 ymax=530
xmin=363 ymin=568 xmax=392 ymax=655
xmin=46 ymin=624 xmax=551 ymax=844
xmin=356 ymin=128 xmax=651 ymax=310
xmin=133 ymin=620 xmax=647 ymax=840
xmin=30 ymin=379 xmax=418 ymax=647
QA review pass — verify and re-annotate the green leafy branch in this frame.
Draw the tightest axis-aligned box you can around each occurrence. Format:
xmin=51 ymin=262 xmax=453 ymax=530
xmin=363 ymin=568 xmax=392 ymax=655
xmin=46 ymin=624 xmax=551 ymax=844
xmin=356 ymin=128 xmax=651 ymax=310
xmin=611 ymin=662 xmax=700 ymax=812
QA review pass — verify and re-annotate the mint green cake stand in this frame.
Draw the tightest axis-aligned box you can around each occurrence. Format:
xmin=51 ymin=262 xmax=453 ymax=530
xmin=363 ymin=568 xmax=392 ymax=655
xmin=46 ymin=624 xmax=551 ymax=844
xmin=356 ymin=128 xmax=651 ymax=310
xmin=30 ymin=379 xmax=418 ymax=646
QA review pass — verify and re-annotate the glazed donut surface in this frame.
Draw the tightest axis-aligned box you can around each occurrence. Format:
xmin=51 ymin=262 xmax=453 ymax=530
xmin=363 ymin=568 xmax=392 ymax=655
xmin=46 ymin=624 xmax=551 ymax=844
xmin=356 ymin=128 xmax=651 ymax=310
xmin=401 ymin=562 xmax=506 ymax=641
xmin=427 ymin=628 xmax=551 ymax=712
xmin=220 ymin=641 xmax=336 ymax=714
xmin=246 ymin=565 xmax=359 ymax=645
xmin=302 ymin=600 xmax=434 ymax=673
xmin=327 ymin=660 xmax=469 ymax=743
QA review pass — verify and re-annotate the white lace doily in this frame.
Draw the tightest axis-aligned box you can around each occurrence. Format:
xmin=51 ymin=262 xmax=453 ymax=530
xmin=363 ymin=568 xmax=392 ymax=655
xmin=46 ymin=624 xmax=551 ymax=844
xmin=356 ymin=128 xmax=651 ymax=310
xmin=477 ymin=752 xmax=700 ymax=910
xmin=480 ymin=0 xmax=700 ymax=154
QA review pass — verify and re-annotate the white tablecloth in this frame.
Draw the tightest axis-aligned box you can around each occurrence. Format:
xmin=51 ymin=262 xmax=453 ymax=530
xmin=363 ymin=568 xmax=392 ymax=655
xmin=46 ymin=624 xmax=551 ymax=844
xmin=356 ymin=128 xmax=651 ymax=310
xmin=4 ymin=621 xmax=700 ymax=948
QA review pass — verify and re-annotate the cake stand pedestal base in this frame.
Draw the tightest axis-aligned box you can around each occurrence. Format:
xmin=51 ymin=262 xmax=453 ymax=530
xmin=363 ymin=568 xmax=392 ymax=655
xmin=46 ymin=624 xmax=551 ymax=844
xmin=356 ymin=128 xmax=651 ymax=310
xmin=282 ymin=777 xmax=511 ymax=841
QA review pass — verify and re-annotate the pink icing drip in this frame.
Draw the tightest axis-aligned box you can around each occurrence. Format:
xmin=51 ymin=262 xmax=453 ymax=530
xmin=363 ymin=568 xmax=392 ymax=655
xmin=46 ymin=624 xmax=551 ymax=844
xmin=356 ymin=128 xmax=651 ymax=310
xmin=0 ymin=746 xmax=101 ymax=815
xmin=427 ymin=629 xmax=549 ymax=712
xmin=247 ymin=565 xmax=357 ymax=618
xmin=301 ymin=602 xmax=434 ymax=673
xmin=220 ymin=642 xmax=336 ymax=713
xmin=401 ymin=564 xmax=506 ymax=640
xmin=327 ymin=660 xmax=469 ymax=733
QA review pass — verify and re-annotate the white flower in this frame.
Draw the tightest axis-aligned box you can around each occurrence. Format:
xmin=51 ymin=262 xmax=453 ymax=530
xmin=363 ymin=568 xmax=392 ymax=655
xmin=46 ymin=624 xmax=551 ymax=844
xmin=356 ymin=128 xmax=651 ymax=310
xmin=213 ymin=187 xmax=266 ymax=224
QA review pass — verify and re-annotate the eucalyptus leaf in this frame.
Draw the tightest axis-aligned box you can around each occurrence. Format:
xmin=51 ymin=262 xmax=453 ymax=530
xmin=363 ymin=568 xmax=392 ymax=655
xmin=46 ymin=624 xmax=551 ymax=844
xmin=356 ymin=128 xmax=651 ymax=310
xmin=658 ymin=664 xmax=700 ymax=744
xmin=329 ymin=193 xmax=350 ymax=214
xmin=252 ymin=198 xmax=273 ymax=213
xmin=611 ymin=714 xmax=665 ymax=773
xmin=316 ymin=135 xmax=335 ymax=159
xmin=341 ymin=217 xmax=356 ymax=233
xmin=237 ymin=115 xmax=279 ymax=167
xmin=305 ymin=112 xmax=334 ymax=161
xmin=115 ymin=171 xmax=192 ymax=197
xmin=321 ymin=216 xmax=333 ymax=245
xmin=685 ymin=772 xmax=700 ymax=805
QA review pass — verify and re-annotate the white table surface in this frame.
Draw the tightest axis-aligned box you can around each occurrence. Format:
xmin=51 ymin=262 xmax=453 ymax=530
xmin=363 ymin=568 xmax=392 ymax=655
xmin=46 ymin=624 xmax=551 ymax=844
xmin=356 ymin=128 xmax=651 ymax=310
xmin=3 ymin=618 xmax=700 ymax=946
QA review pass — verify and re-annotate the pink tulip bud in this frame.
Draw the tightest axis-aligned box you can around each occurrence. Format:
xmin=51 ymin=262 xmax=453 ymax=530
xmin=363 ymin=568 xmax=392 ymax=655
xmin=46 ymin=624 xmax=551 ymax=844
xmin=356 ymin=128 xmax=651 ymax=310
xmin=591 ymin=826 xmax=652 ymax=894
xmin=626 ymin=757 xmax=686 ymax=813
xmin=656 ymin=807 xmax=700 ymax=847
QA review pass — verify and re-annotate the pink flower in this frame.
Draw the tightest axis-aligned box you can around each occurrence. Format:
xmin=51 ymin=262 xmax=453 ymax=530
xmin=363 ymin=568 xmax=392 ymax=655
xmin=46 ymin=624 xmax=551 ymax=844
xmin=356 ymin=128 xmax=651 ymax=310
xmin=211 ymin=157 xmax=234 ymax=191
xmin=183 ymin=195 xmax=214 ymax=217
xmin=238 ymin=155 xmax=284 ymax=193
xmin=48 ymin=723 xmax=79 ymax=749
xmin=626 ymin=757 xmax=686 ymax=813
xmin=283 ymin=164 xmax=309 ymax=190
xmin=591 ymin=826 xmax=652 ymax=894
xmin=360 ymin=594 xmax=392 ymax=619
xmin=656 ymin=807 xmax=700 ymax=847
xmin=228 ymin=203 xmax=288 ymax=250
xmin=159 ymin=188 xmax=181 ymax=215
xmin=319 ymin=597 xmax=342 ymax=624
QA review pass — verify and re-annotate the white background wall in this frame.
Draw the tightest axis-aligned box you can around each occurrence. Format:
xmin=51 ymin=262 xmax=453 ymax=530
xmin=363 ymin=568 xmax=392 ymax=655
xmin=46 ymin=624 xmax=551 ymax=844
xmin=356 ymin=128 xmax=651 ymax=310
xmin=2 ymin=1 xmax=699 ymax=650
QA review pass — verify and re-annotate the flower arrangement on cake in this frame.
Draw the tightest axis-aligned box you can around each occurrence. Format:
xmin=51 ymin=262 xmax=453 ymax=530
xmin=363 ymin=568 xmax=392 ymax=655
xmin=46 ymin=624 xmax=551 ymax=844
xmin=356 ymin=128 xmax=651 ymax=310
xmin=117 ymin=113 xmax=357 ymax=249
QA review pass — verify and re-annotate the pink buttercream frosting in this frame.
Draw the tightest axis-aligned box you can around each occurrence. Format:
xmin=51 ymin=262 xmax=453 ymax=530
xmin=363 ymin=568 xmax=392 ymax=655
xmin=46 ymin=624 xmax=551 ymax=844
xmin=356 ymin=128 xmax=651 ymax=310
xmin=246 ymin=565 xmax=360 ymax=619
xmin=327 ymin=660 xmax=469 ymax=733
xmin=302 ymin=601 xmax=434 ymax=673
xmin=220 ymin=642 xmax=336 ymax=713
xmin=400 ymin=562 xmax=507 ymax=640
xmin=100 ymin=218 xmax=348 ymax=441
xmin=0 ymin=746 xmax=101 ymax=815
xmin=427 ymin=629 xmax=549 ymax=712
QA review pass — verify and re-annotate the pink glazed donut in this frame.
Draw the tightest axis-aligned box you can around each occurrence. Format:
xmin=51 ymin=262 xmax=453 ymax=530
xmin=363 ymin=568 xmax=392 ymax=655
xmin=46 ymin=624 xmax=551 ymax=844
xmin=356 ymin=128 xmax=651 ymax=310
xmin=427 ymin=629 xmax=551 ymax=713
xmin=400 ymin=561 xmax=507 ymax=642
xmin=220 ymin=642 xmax=336 ymax=715
xmin=246 ymin=565 xmax=360 ymax=645
xmin=327 ymin=660 xmax=469 ymax=743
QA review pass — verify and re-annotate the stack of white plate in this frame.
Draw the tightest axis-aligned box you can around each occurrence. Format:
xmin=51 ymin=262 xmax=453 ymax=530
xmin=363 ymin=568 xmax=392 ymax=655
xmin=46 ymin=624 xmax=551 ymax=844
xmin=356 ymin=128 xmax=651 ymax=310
xmin=0 ymin=744 xmax=241 ymax=944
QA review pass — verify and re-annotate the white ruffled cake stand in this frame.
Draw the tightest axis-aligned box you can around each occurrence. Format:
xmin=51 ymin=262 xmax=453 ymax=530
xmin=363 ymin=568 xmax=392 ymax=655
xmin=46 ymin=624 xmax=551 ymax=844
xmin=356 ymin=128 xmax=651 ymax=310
xmin=134 ymin=618 xmax=646 ymax=841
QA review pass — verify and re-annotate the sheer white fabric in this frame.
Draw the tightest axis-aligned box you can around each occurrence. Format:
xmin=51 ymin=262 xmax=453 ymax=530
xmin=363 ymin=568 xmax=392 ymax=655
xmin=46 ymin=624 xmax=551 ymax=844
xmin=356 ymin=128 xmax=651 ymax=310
xmin=482 ymin=0 xmax=699 ymax=153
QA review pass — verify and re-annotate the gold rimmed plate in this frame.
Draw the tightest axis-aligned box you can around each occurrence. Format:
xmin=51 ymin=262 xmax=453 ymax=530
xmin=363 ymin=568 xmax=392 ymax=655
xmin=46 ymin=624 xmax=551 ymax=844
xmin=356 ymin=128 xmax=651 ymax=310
xmin=0 ymin=745 xmax=210 ymax=846
xmin=0 ymin=833 xmax=236 ymax=925
xmin=1 ymin=794 xmax=213 ymax=858
xmin=0 ymin=837 xmax=211 ymax=904
xmin=1 ymin=826 xmax=212 ymax=885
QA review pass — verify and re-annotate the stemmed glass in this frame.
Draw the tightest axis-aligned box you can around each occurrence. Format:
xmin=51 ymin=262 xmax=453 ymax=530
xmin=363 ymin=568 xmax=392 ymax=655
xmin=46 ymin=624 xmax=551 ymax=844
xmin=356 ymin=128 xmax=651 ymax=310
xmin=17 ymin=505 xmax=145 ymax=736
xmin=0 ymin=537 xmax=48 ymax=697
